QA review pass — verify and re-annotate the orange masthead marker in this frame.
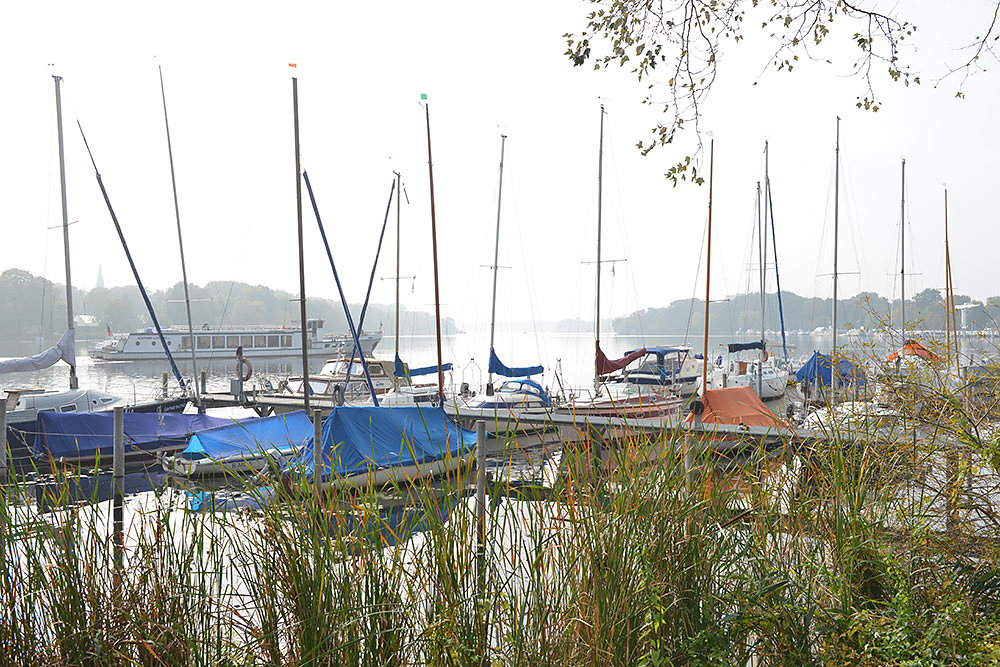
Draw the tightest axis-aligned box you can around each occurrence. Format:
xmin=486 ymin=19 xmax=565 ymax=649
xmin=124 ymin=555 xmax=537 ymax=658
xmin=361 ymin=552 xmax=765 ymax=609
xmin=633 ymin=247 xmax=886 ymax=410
xmin=288 ymin=63 xmax=297 ymax=68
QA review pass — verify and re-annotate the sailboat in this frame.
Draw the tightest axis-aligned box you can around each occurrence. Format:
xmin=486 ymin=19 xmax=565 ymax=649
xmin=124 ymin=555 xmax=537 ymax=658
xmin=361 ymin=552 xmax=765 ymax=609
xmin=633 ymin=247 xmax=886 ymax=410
xmin=560 ymin=105 xmax=681 ymax=418
xmin=711 ymin=142 xmax=789 ymax=400
xmin=462 ymin=135 xmax=551 ymax=418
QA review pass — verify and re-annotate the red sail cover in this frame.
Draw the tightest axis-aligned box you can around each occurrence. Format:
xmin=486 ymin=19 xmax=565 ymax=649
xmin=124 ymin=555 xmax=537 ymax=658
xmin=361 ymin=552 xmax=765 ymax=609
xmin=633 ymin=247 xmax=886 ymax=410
xmin=596 ymin=342 xmax=646 ymax=375
xmin=684 ymin=386 xmax=789 ymax=430
xmin=886 ymin=339 xmax=940 ymax=362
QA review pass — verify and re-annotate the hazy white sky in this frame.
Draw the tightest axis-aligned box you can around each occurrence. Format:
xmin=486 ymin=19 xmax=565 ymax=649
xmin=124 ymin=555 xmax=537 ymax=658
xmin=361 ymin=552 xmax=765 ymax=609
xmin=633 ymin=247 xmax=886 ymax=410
xmin=2 ymin=1 xmax=997 ymax=335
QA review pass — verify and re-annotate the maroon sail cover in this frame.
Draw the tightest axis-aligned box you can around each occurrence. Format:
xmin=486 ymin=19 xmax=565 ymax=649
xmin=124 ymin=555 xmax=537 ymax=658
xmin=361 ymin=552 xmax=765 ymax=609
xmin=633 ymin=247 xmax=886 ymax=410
xmin=596 ymin=342 xmax=646 ymax=375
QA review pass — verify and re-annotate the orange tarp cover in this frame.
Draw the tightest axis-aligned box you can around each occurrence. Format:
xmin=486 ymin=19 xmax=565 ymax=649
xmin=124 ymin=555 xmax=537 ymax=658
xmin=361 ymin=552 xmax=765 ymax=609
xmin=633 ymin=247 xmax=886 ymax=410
xmin=684 ymin=386 xmax=789 ymax=429
xmin=886 ymin=339 xmax=940 ymax=362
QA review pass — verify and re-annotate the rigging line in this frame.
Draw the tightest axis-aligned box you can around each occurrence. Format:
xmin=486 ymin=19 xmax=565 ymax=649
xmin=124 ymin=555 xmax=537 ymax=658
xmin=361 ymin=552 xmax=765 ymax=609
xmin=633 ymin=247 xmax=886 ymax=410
xmin=683 ymin=210 xmax=708 ymax=345
xmin=76 ymin=119 xmax=186 ymax=391
xmin=812 ymin=148 xmax=837 ymax=333
xmin=505 ymin=146 xmax=548 ymax=366
xmin=840 ymin=152 xmax=870 ymax=296
xmin=605 ymin=118 xmax=645 ymax=340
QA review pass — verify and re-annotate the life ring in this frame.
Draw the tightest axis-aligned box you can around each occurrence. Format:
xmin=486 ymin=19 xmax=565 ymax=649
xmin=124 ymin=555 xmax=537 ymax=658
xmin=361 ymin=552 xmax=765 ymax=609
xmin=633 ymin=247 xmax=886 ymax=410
xmin=238 ymin=357 xmax=253 ymax=382
xmin=760 ymin=350 xmax=770 ymax=362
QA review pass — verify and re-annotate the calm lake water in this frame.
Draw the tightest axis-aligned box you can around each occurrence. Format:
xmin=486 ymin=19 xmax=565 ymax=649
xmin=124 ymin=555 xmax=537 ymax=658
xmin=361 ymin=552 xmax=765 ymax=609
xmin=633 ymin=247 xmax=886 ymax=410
xmin=1 ymin=329 xmax=997 ymax=401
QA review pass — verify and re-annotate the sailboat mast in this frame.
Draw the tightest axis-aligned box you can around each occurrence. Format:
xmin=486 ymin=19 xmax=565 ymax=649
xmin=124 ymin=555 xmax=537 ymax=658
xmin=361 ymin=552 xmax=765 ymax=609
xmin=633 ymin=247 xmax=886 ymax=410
xmin=900 ymin=158 xmax=906 ymax=346
xmin=944 ymin=187 xmax=952 ymax=365
xmin=487 ymin=134 xmax=507 ymax=394
xmin=53 ymin=76 xmax=77 ymax=390
xmin=425 ymin=103 xmax=445 ymax=401
xmin=832 ymin=117 xmax=840 ymax=354
xmin=292 ymin=75 xmax=309 ymax=411
xmin=595 ymin=104 xmax=605 ymax=392
xmin=757 ymin=180 xmax=764 ymax=396
xmin=158 ymin=66 xmax=199 ymax=405
xmin=394 ymin=170 xmax=401 ymax=391
xmin=702 ymin=138 xmax=715 ymax=393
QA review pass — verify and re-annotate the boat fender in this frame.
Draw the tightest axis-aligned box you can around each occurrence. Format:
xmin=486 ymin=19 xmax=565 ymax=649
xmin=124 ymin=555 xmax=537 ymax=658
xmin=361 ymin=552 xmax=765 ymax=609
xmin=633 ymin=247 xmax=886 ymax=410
xmin=238 ymin=357 xmax=252 ymax=382
xmin=333 ymin=383 xmax=345 ymax=406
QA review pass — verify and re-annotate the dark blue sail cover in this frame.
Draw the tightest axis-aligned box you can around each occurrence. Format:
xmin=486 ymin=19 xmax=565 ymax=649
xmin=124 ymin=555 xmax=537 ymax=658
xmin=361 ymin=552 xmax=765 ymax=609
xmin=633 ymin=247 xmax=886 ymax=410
xmin=181 ymin=410 xmax=312 ymax=461
xmin=488 ymin=348 xmax=543 ymax=378
xmin=34 ymin=412 xmax=234 ymax=460
xmin=394 ymin=354 xmax=453 ymax=378
xmin=294 ymin=405 xmax=476 ymax=483
xmin=728 ymin=341 xmax=765 ymax=353
xmin=795 ymin=351 xmax=866 ymax=387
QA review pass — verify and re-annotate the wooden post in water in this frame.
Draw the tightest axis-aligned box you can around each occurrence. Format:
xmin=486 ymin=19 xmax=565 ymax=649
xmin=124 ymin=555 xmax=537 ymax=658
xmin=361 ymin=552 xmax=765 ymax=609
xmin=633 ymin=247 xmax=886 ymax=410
xmin=475 ymin=420 xmax=487 ymax=631
xmin=200 ymin=370 xmax=207 ymax=395
xmin=161 ymin=372 xmax=168 ymax=400
xmin=0 ymin=399 xmax=7 ymax=483
xmin=313 ymin=408 xmax=323 ymax=496
xmin=113 ymin=406 xmax=124 ymax=570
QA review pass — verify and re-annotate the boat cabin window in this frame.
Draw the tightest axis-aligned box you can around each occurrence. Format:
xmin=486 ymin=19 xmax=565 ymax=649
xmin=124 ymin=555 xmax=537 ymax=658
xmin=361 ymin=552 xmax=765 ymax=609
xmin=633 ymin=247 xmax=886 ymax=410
xmin=224 ymin=335 xmax=238 ymax=348
xmin=241 ymin=335 xmax=254 ymax=348
xmin=181 ymin=336 xmax=191 ymax=350
xmin=254 ymin=335 xmax=267 ymax=348
xmin=267 ymin=335 xmax=279 ymax=347
xmin=197 ymin=336 xmax=210 ymax=349
xmin=281 ymin=335 xmax=292 ymax=347
xmin=212 ymin=336 xmax=226 ymax=349
xmin=59 ymin=404 xmax=76 ymax=412
xmin=100 ymin=397 xmax=115 ymax=405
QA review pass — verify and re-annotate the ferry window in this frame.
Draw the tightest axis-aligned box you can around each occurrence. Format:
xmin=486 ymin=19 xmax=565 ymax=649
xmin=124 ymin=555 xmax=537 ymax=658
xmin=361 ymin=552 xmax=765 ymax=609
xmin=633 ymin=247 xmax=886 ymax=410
xmin=135 ymin=340 xmax=140 ymax=346
xmin=281 ymin=335 xmax=292 ymax=347
xmin=212 ymin=336 xmax=225 ymax=349
xmin=60 ymin=404 xmax=76 ymax=412
xmin=224 ymin=336 xmax=237 ymax=348
xmin=267 ymin=335 xmax=279 ymax=347
xmin=197 ymin=336 xmax=210 ymax=349
xmin=167 ymin=340 xmax=172 ymax=346
xmin=254 ymin=335 xmax=267 ymax=347
xmin=152 ymin=340 xmax=157 ymax=346
xmin=181 ymin=336 xmax=191 ymax=350
xmin=241 ymin=335 xmax=253 ymax=348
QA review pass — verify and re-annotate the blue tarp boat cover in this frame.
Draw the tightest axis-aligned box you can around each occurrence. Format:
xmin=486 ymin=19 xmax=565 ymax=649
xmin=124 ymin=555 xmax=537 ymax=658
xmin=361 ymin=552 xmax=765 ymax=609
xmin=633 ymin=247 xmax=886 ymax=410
xmin=294 ymin=405 xmax=476 ymax=482
xmin=34 ymin=412 xmax=234 ymax=460
xmin=728 ymin=341 xmax=765 ymax=353
xmin=488 ymin=348 xmax=543 ymax=378
xmin=394 ymin=354 xmax=453 ymax=379
xmin=181 ymin=410 xmax=312 ymax=461
xmin=795 ymin=351 xmax=866 ymax=387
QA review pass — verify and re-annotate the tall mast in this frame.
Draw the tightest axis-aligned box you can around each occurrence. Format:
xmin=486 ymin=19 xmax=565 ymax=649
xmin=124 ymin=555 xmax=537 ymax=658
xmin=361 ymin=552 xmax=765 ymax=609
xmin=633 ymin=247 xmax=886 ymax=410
xmin=702 ymin=138 xmax=715 ymax=393
xmin=594 ymin=104 xmax=605 ymax=392
xmin=394 ymin=170 xmax=401 ymax=391
xmin=292 ymin=74 xmax=309 ymax=411
xmin=944 ymin=187 xmax=952 ymax=366
xmin=757 ymin=179 xmax=764 ymax=396
xmin=158 ymin=66 xmax=199 ymax=405
xmin=761 ymin=140 xmax=770 ymax=395
xmin=832 ymin=117 xmax=840 ymax=355
xmin=900 ymin=158 xmax=906 ymax=346
xmin=486 ymin=134 xmax=507 ymax=394
xmin=425 ymin=103 xmax=445 ymax=401
xmin=53 ymin=76 xmax=77 ymax=390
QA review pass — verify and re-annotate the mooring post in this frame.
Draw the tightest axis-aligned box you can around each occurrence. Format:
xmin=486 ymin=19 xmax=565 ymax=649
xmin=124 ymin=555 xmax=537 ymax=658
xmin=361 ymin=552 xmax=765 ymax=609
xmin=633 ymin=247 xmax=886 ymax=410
xmin=200 ymin=369 xmax=207 ymax=395
xmin=112 ymin=406 xmax=124 ymax=570
xmin=475 ymin=419 xmax=487 ymax=662
xmin=0 ymin=399 xmax=8 ymax=483
xmin=160 ymin=372 xmax=168 ymax=400
xmin=313 ymin=408 xmax=323 ymax=497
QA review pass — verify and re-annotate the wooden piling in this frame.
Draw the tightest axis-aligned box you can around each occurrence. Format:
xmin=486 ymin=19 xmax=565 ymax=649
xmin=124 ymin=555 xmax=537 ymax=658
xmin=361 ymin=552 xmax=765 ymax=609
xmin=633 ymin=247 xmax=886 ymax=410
xmin=200 ymin=369 xmax=207 ymax=395
xmin=313 ymin=409 xmax=323 ymax=496
xmin=113 ymin=406 xmax=124 ymax=570
xmin=161 ymin=371 xmax=168 ymax=400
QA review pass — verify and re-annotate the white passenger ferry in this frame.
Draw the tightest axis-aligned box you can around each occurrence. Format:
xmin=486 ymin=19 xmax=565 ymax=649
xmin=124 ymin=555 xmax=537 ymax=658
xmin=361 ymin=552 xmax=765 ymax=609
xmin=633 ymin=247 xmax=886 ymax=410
xmin=90 ymin=319 xmax=381 ymax=362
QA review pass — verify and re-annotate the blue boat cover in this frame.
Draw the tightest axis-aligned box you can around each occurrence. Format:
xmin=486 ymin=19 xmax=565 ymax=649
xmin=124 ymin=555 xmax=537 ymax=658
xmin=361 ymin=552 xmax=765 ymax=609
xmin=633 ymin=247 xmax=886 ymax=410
xmin=795 ymin=351 xmax=866 ymax=387
xmin=34 ymin=412 xmax=234 ymax=459
xmin=488 ymin=348 xmax=543 ymax=378
xmin=294 ymin=405 xmax=476 ymax=483
xmin=626 ymin=347 xmax=688 ymax=356
xmin=728 ymin=341 xmax=765 ymax=353
xmin=182 ymin=411 xmax=312 ymax=461
xmin=394 ymin=354 xmax=453 ymax=378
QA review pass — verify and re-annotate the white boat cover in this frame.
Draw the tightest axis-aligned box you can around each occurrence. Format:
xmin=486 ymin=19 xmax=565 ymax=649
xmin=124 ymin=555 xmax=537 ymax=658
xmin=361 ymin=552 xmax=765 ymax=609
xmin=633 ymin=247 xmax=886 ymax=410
xmin=0 ymin=328 xmax=76 ymax=375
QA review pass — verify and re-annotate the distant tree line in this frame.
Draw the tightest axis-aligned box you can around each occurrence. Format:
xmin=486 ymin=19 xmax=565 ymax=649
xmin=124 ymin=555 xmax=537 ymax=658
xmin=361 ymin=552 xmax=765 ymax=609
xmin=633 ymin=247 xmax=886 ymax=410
xmin=0 ymin=268 xmax=457 ymax=346
xmin=612 ymin=289 xmax=1000 ymax=336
